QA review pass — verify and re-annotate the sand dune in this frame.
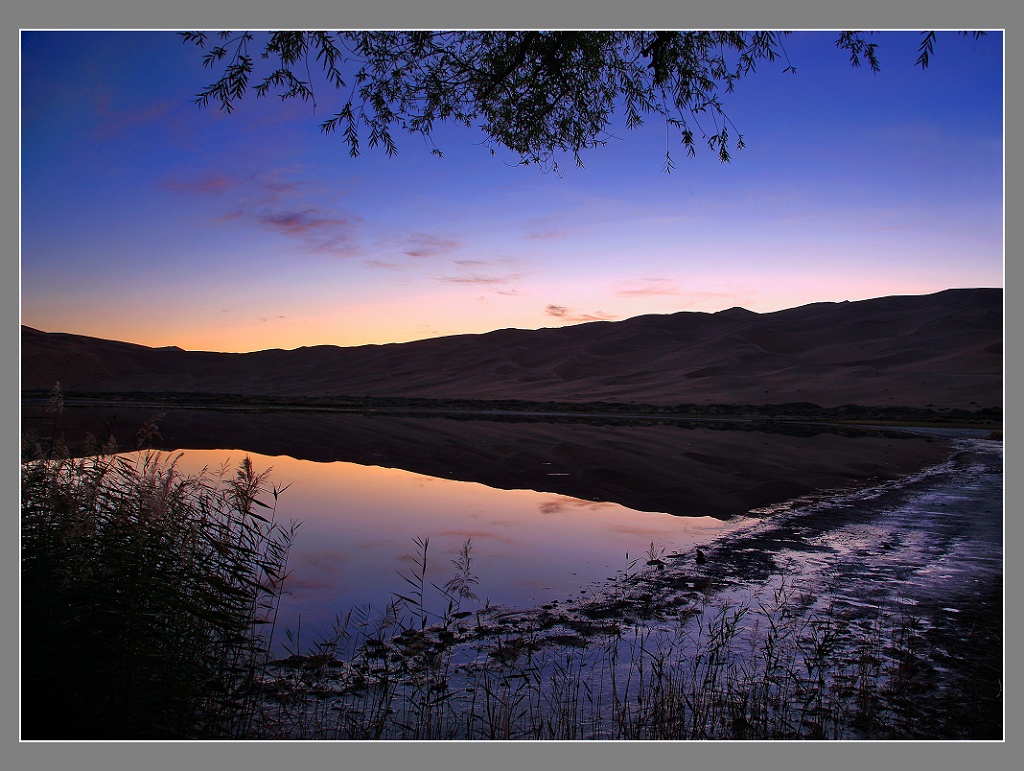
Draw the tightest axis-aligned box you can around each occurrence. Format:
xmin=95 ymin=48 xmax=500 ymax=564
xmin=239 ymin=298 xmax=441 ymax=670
xmin=21 ymin=288 xmax=1002 ymax=410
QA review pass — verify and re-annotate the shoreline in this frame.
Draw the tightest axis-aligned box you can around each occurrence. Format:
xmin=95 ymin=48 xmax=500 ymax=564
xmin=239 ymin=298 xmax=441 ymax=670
xmin=21 ymin=392 xmax=1003 ymax=434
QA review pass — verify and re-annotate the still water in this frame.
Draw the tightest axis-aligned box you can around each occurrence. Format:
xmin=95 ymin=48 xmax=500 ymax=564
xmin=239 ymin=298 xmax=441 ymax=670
xmin=28 ymin=406 xmax=956 ymax=647
xmin=168 ymin=448 xmax=744 ymax=645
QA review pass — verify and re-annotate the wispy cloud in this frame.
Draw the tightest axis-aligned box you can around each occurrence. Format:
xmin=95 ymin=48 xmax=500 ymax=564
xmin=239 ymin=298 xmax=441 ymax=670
xmin=527 ymin=227 xmax=570 ymax=240
xmin=613 ymin=284 xmax=740 ymax=310
xmin=168 ymin=168 xmax=365 ymax=256
xmin=615 ymin=278 xmax=682 ymax=297
xmin=434 ymin=254 xmax=528 ymax=290
xmin=364 ymin=259 xmax=404 ymax=271
xmin=252 ymin=207 xmax=363 ymax=255
xmin=90 ymin=89 xmax=177 ymax=140
xmin=435 ymin=273 xmax=523 ymax=286
xmin=403 ymin=233 xmax=461 ymax=258
xmin=545 ymin=304 xmax=618 ymax=323
xmin=163 ymin=169 xmax=303 ymax=199
xmin=162 ymin=175 xmax=239 ymax=195
xmin=523 ymin=212 xmax=575 ymax=241
xmin=367 ymin=229 xmax=463 ymax=262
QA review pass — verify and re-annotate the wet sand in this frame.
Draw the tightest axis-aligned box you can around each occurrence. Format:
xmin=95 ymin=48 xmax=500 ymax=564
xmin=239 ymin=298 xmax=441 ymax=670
xmin=562 ymin=435 xmax=1003 ymax=738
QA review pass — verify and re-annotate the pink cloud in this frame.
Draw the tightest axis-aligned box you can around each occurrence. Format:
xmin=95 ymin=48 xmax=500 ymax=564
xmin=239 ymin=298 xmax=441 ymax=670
xmin=162 ymin=175 xmax=239 ymax=195
xmin=524 ymin=213 xmax=574 ymax=241
xmin=527 ymin=228 xmax=569 ymax=240
xmin=435 ymin=273 xmax=523 ymax=286
xmin=167 ymin=168 xmax=364 ymax=256
xmin=251 ymin=207 xmax=362 ymax=255
xmin=616 ymin=278 xmax=682 ymax=297
xmin=545 ymin=304 xmax=618 ymax=323
xmin=165 ymin=169 xmax=309 ymax=204
xmin=403 ymin=233 xmax=461 ymax=258
xmin=364 ymin=259 xmax=404 ymax=270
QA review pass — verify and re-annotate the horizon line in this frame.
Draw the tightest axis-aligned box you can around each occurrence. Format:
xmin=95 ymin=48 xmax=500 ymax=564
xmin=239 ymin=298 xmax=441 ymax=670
xmin=20 ymin=286 xmax=1002 ymax=356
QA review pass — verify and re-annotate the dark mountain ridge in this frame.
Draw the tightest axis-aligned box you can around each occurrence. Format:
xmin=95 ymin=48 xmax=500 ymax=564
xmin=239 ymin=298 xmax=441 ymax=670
xmin=21 ymin=288 xmax=1003 ymax=410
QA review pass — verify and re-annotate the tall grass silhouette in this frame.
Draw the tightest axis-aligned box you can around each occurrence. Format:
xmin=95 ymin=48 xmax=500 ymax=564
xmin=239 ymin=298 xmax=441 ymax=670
xmin=21 ymin=444 xmax=297 ymax=738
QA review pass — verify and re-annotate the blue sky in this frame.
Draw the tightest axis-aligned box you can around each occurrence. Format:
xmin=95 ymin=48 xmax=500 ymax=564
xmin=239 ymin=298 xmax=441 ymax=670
xmin=21 ymin=30 xmax=1003 ymax=352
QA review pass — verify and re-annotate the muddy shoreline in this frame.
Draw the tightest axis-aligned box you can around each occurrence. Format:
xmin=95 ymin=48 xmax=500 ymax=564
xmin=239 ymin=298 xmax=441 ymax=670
xmin=468 ymin=435 xmax=1004 ymax=739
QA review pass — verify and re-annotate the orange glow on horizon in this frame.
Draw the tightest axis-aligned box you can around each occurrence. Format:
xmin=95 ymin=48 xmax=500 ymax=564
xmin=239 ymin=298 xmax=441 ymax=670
xmin=22 ymin=274 xmax=980 ymax=353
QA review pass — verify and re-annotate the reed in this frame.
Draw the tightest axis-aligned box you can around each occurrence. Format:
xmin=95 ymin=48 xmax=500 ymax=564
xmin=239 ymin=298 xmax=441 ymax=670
xmin=21 ymin=446 xmax=297 ymax=739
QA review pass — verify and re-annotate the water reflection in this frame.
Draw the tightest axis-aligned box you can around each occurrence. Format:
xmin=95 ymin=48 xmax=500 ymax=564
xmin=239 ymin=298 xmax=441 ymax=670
xmin=32 ymin=407 xmax=952 ymax=519
xmin=26 ymin=407 xmax=953 ymax=645
xmin=168 ymin=449 xmax=739 ymax=644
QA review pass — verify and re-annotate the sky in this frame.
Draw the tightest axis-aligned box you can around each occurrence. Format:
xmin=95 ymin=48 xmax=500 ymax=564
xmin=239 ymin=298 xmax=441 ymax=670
xmin=20 ymin=31 xmax=1003 ymax=353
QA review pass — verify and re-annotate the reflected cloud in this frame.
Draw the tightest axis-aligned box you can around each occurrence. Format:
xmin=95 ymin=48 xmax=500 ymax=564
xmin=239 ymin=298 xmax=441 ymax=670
xmin=539 ymin=497 xmax=616 ymax=516
xmin=605 ymin=522 xmax=690 ymax=540
xmin=286 ymin=548 xmax=351 ymax=591
xmin=432 ymin=528 xmax=518 ymax=546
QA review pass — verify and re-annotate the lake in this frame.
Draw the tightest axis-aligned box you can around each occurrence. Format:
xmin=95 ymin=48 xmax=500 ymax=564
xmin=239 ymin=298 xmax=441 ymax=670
xmin=23 ymin=405 xmax=958 ymax=650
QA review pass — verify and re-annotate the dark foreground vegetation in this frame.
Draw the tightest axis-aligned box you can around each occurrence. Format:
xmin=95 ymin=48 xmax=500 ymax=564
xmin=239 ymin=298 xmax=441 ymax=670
xmin=21 ymin=431 xmax=1002 ymax=739
xmin=21 ymin=441 xmax=298 ymax=739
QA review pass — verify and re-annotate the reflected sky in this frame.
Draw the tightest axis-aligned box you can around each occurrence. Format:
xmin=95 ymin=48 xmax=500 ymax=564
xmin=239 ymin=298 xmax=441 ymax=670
xmin=170 ymin=448 xmax=742 ymax=643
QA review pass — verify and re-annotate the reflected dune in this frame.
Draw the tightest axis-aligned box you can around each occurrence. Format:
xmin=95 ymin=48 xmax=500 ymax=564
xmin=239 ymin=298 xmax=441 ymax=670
xmin=166 ymin=447 xmax=747 ymax=642
xmin=42 ymin=407 xmax=954 ymax=519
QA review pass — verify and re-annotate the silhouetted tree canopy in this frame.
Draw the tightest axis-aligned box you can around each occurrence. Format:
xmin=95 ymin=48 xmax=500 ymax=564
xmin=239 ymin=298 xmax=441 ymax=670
xmin=182 ymin=30 xmax=984 ymax=172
